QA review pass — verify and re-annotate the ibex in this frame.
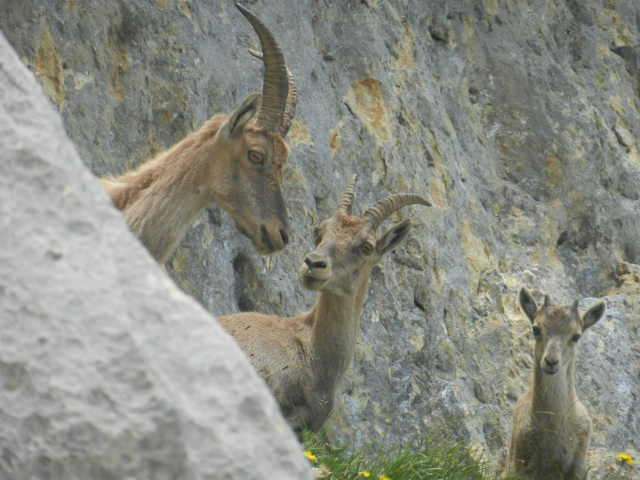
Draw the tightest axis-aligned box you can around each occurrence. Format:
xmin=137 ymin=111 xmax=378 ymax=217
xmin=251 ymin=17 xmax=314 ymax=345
xmin=101 ymin=3 xmax=297 ymax=264
xmin=219 ymin=176 xmax=431 ymax=432
xmin=504 ymin=288 xmax=606 ymax=480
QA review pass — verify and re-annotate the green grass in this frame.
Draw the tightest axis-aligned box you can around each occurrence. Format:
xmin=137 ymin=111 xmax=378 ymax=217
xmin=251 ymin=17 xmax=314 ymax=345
xmin=303 ymin=432 xmax=637 ymax=479
xmin=302 ymin=431 xmax=496 ymax=480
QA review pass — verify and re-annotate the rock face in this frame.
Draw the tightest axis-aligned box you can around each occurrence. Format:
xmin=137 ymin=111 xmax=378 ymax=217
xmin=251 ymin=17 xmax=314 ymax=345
xmin=2 ymin=0 xmax=639 ymax=477
xmin=0 ymin=33 xmax=310 ymax=480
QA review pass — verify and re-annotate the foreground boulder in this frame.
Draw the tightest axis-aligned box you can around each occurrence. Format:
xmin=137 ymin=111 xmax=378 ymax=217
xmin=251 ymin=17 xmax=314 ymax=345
xmin=0 ymin=33 xmax=310 ymax=480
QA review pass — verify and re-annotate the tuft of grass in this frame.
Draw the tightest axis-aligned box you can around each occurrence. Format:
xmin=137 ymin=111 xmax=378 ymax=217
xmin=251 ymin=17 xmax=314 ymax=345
xmin=302 ymin=431 xmax=493 ymax=480
xmin=303 ymin=432 xmax=637 ymax=480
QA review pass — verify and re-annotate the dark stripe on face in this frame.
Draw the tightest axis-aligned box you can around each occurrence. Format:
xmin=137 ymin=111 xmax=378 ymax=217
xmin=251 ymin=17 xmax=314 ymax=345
xmin=254 ymin=155 xmax=287 ymax=226
xmin=260 ymin=224 xmax=274 ymax=251
xmin=270 ymin=184 xmax=288 ymax=227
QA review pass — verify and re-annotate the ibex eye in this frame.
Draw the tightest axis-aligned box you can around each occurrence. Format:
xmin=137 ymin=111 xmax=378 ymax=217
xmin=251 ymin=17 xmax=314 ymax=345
xmin=571 ymin=334 xmax=581 ymax=343
xmin=532 ymin=326 xmax=542 ymax=337
xmin=248 ymin=151 xmax=265 ymax=166
xmin=361 ymin=243 xmax=374 ymax=255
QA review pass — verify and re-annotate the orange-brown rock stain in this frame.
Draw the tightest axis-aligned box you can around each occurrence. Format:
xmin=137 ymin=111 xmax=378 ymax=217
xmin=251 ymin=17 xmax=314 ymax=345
xmin=110 ymin=48 xmax=129 ymax=102
xmin=289 ymin=119 xmax=313 ymax=147
xmin=35 ymin=24 xmax=65 ymax=108
xmin=329 ymin=126 xmax=342 ymax=158
xmin=344 ymin=78 xmax=392 ymax=145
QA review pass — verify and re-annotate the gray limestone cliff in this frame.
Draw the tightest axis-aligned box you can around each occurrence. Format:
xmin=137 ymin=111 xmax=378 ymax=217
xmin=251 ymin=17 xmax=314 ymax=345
xmin=1 ymin=1 xmax=638 ymax=477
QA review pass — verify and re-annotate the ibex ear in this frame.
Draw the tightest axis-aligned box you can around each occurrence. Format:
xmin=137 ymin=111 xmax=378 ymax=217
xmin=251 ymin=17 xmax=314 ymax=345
xmin=225 ymin=93 xmax=260 ymax=137
xmin=376 ymin=219 xmax=411 ymax=255
xmin=582 ymin=301 xmax=605 ymax=331
xmin=519 ymin=288 xmax=538 ymax=324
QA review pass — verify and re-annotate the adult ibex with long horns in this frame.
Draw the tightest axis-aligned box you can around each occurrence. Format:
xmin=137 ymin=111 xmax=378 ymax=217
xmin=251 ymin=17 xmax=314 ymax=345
xmin=220 ymin=176 xmax=431 ymax=432
xmin=101 ymin=3 xmax=297 ymax=264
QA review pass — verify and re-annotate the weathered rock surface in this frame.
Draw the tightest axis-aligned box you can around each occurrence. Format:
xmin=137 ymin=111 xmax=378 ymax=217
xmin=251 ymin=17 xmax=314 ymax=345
xmin=0 ymin=32 xmax=310 ymax=480
xmin=2 ymin=0 xmax=639 ymax=477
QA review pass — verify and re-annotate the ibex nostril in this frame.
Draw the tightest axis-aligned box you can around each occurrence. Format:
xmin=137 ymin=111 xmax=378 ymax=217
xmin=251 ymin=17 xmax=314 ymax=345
xmin=260 ymin=225 xmax=274 ymax=251
xmin=280 ymin=229 xmax=289 ymax=246
xmin=304 ymin=257 xmax=327 ymax=270
xmin=545 ymin=357 xmax=558 ymax=367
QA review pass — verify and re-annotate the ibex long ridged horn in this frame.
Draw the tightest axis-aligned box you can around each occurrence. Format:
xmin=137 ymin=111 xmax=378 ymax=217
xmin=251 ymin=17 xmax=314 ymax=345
xmin=236 ymin=3 xmax=288 ymax=133
xmin=248 ymin=48 xmax=297 ymax=137
xmin=364 ymin=194 xmax=431 ymax=229
xmin=338 ymin=174 xmax=358 ymax=215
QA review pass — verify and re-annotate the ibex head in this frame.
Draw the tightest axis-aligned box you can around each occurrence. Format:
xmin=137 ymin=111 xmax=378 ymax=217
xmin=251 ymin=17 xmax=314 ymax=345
xmin=300 ymin=175 xmax=431 ymax=295
xmin=519 ymin=289 xmax=605 ymax=375
xmin=208 ymin=3 xmax=297 ymax=254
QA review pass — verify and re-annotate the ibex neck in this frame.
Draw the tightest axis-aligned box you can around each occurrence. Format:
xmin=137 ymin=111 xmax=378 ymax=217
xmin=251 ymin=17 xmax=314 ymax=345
xmin=531 ymin=359 xmax=577 ymax=420
xmin=309 ymin=271 xmax=372 ymax=392
xmin=125 ymin=124 xmax=217 ymax=264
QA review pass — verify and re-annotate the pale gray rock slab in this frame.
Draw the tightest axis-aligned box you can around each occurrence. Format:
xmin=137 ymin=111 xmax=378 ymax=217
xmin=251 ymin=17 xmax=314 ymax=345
xmin=0 ymin=32 xmax=311 ymax=480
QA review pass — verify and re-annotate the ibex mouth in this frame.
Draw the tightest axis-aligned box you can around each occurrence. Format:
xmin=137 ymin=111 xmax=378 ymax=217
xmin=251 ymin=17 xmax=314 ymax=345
xmin=542 ymin=366 xmax=559 ymax=375
xmin=233 ymin=221 xmax=282 ymax=255
xmin=301 ymin=275 xmax=328 ymax=290
xmin=299 ymin=265 xmax=329 ymax=290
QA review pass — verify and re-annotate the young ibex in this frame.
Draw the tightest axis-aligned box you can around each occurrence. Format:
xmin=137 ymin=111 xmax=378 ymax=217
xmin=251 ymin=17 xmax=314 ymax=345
xmin=219 ymin=176 xmax=431 ymax=432
xmin=504 ymin=289 xmax=606 ymax=480
xmin=101 ymin=3 xmax=297 ymax=264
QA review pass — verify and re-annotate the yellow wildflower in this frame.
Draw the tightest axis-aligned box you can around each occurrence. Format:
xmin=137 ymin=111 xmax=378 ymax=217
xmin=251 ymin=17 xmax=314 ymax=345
xmin=304 ymin=450 xmax=318 ymax=463
xmin=378 ymin=475 xmax=392 ymax=480
xmin=358 ymin=472 xmax=372 ymax=478
xmin=616 ymin=452 xmax=634 ymax=465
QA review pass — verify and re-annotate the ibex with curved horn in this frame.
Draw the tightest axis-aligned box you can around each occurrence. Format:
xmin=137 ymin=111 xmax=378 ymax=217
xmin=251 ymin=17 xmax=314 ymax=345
xmin=219 ymin=176 xmax=431 ymax=431
xmin=101 ymin=3 xmax=298 ymax=264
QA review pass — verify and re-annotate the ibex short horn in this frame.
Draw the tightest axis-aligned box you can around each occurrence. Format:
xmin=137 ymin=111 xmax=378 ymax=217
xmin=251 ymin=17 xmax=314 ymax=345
xmin=364 ymin=194 xmax=432 ymax=229
xmin=337 ymin=174 xmax=358 ymax=215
